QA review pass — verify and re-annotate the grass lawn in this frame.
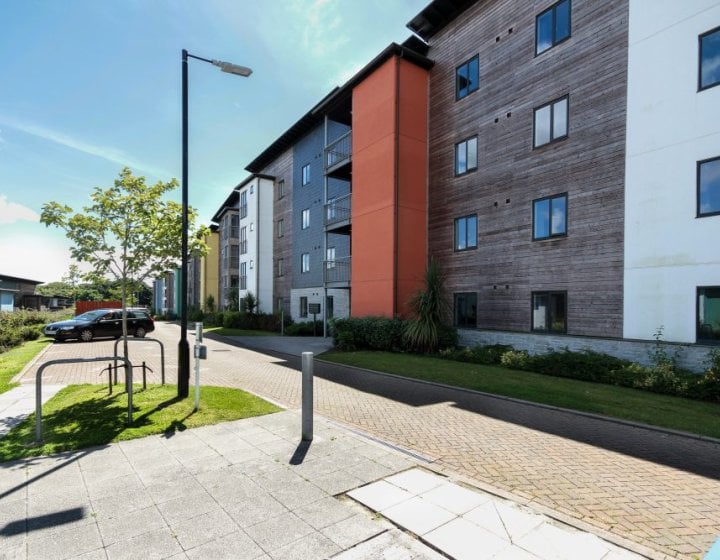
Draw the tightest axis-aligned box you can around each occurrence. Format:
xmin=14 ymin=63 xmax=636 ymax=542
xmin=204 ymin=327 xmax=277 ymax=337
xmin=0 ymin=384 xmax=282 ymax=462
xmin=0 ymin=338 xmax=52 ymax=395
xmin=320 ymin=350 xmax=720 ymax=439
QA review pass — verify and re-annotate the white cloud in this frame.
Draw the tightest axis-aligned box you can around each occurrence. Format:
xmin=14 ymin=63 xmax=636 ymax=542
xmin=0 ymin=115 xmax=172 ymax=179
xmin=0 ymin=228 xmax=73 ymax=283
xmin=0 ymin=195 xmax=40 ymax=225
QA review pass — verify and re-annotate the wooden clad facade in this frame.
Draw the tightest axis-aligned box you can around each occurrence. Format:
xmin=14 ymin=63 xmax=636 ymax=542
xmin=426 ymin=0 xmax=629 ymax=337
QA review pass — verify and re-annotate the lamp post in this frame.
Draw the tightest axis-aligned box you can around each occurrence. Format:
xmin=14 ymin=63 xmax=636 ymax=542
xmin=179 ymin=49 xmax=252 ymax=398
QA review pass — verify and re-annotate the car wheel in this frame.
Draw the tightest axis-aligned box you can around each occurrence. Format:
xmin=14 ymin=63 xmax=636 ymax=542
xmin=79 ymin=329 xmax=94 ymax=342
xmin=134 ymin=327 xmax=146 ymax=338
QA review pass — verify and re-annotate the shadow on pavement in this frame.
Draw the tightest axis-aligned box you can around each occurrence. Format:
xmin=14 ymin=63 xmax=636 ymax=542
xmin=212 ymin=333 xmax=720 ymax=481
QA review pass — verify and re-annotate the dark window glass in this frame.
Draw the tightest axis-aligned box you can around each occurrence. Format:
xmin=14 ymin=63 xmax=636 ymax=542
xmin=456 ymin=55 xmax=479 ymax=100
xmin=700 ymin=27 xmax=720 ymax=90
xmin=300 ymin=296 xmax=308 ymax=318
xmin=536 ymin=0 xmax=571 ymax=55
xmin=534 ymin=96 xmax=568 ymax=148
xmin=698 ymin=156 xmax=720 ymax=217
xmin=455 ymin=136 xmax=478 ymax=175
xmin=277 ymin=180 xmax=285 ymax=199
xmin=326 ymin=296 xmax=334 ymax=319
xmin=454 ymin=293 xmax=477 ymax=328
xmin=454 ymin=215 xmax=478 ymax=251
xmin=533 ymin=194 xmax=567 ymax=240
xmin=698 ymin=287 xmax=720 ymax=342
xmin=532 ymin=291 xmax=567 ymax=333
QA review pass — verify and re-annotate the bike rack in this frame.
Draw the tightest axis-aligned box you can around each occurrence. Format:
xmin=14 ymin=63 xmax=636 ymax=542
xmin=113 ymin=337 xmax=165 ymax=385
xmin=35 ymin=356 xmax=133 ymax=444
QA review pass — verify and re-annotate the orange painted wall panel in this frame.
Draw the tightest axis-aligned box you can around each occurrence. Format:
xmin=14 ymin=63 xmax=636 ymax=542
xmin=351 ymin=55 xmax=429 ymax=318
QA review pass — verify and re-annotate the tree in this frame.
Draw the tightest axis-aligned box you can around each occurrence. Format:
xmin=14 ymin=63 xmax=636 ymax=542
xmin=62 ymin=264 xmax=82 ymax=301
xmin=41 ymin=167 xmax=207 ymax=390
xmin=403 ymin=258 xmax=450 ymax=353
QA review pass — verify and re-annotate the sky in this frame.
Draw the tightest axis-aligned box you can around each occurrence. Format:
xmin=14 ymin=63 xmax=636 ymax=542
xmin=0 ymin=0 xmax=427 ymax=284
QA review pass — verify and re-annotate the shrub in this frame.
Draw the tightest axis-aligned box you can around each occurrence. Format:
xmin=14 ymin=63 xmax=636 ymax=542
xmin=500 ymin=349 xmax=531 ymax=369
xmin=526 ymin=349 xmax=632 ymax=383
xmin=285 ymin=321 xmax=322 ymax=336
xmin=188 ymin=306 xmax=204 ymax=322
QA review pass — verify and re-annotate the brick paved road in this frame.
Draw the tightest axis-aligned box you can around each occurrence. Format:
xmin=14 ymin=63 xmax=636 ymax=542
xmin=20 ymin=323 xmax=720 ymax=559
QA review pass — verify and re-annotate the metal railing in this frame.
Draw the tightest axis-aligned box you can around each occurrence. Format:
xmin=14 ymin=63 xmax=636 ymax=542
xmin=113 ymin=337 xmax=165 ymax=385
xmin=325 ymin=130 xmax=352 ymax=171
xmin=324 ymin=193 xmax=351 ymax=228
xmin=35 ymin=356 xmax=133 ymax=442
xmin=324 ymin=256 xmax=350 ymax=284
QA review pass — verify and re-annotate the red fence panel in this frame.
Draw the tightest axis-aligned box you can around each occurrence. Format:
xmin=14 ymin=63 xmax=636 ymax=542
xmin=75 ymin=301 xmax=122 ymax=314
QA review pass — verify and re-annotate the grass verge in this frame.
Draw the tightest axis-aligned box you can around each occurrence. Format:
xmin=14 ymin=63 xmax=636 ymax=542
xmin=0 ymin=338 xmax=52 ymax=395
xmin=204 ymin=327 xmax=277 ymax=337
xmin=0 ymin=384 xmax=282 ymax=462
xmin=320 ymin=350 xmax=720 ymax=439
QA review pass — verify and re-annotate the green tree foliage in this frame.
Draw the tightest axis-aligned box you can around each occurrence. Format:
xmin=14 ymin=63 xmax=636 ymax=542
xmin=403 ymin=259 xmax=450 ymax=353
xmin=41 ymin=167 xmax=207 ymax=358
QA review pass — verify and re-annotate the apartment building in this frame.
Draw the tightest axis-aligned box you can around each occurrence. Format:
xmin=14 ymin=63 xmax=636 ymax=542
xmin=199 ymin=225 xmax=220 ymax=311
xmin=211 ymin=191 xmax=240 ymax=309
xmin=236 ymin=174 xmax=274 ymax=314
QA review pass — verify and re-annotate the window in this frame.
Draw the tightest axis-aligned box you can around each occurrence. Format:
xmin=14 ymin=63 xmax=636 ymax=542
xmin=456 ymin=55 xmax=479 ymax=100
xmin=301 ymin=209 xmax=310 ymax=230
xmin=532 ymin=291 xmax=567 ymax=333
xmin=240 ymin=190 xmax=248 ymax=218
xmin=301 ymin=253 xmax=310 ymax=273
xmin=239 ymin=263 xmax=247 ymax=290
xmin=230 ymin=275 xmax=239 ymax=289
xmin=277 ymin=179 xmax=285 ymax=199
xmin=534 ymin=96 xmax=568 ymax=147
xmin=533 ymin=193 xmax=567 ymax=240
xmin=700 ymin=26 xmax=720 ymax=91
xmin=326 ymin=296 xmax=334 ymax=319
xmin=698 ymin=156 xmax=720 ymax=217
xmin=536 ymin=0 xmax=571 ymax=55
xmin=300 ymin=296 xmax=308 ymax=318
xmin=230 ymin=214 xmax=239 ymax=238
xmin=276 ymin=258 xmax=284 ymax=277
xmin=326 ymin=247 xmax=336 ymax=269
xmin=454 ymin=215 xmax=478 ymax=251
xmin=327 ymin=197 xmax=336 ymax=221
xmin=240 ymin=226 xmax=248 ymax=254
xmin=454 ymin=293 xmax=477 ymax=328
xmin=277 ymin=218 xmax=284 ymax=238
xmin=455 ymin=136 xmax=478 ymax=175
xmin=698 ymin=287 xmax=720 ymax=342
xmin=302 ymin=164 xmax=311 ymax=186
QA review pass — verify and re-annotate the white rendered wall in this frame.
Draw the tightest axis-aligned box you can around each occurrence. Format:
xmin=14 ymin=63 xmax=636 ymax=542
xmin=257 ymin=178 xmax=274 ymax=314
xmin=624 ymin=0 xmax=720 ymax=342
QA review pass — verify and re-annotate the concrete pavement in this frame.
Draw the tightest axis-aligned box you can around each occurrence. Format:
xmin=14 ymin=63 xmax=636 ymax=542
xmin=9 ymin=322 xmax=720 ymax=558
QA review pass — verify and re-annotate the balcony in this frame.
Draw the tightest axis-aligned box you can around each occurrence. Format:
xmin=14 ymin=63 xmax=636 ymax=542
xmin=324 ymin=193 xmax=351 ymax=232
xmin=325 ymin=130 xmax=351 ymax=178
xmin=324 ymin=256 xmax=350 ymax=287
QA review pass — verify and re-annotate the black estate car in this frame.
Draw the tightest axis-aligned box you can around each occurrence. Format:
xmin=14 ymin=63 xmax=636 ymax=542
xmin=43 ymin=309 xmax=155 ymax=342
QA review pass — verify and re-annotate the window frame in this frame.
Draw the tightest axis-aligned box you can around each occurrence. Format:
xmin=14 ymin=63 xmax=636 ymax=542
xmin=454 ymin=214 xmax=478 ymax=252
xmin=699 ymin=25 xmax=720 ymax=91
xmin=455 ymin=55 xmax=480 ymax=101
xmin=532 ymin=193 xmax=568 ymax=240
xmin=535 ymin=0 xmax=572 ymax=56
xmin=277 ymin=218 xmax=284 ymax=238
xmin=697 ymin=286 xmax=720 ymax=343
xmin=277 ymin=179 xmax=285 ymax=200
xmin=301 ymin=208 xmax=310 ymax=230
xmin=454 ymin=136 xmax=478 ymax=176
xmin=276 ymin=258 xmax=284 ymax=277
xmin=326 ymin=246 xmax=336 ymax=269
xmin=302 ymin=164 xmax=311 ymax=186
xmin=533 ymin=95 xmax=569 ymax=148
xmin=531 ymin=291 xmax=567 ymax=334
xmin=301 ymin=252 xmax=310 ymax=273
xmin=454 ymin=292 xmax=478 ymax=328
xmin=697 ymin=155 xmax=720 ymax=218
xmin=300 ymin=296 xmax=308 ymax=318
xmin=240 ymin=190 xmax=248 ymax=218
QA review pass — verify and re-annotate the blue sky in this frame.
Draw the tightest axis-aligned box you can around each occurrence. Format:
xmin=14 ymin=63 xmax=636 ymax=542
xmin=0 ymin=0 xmax=426 ymax=283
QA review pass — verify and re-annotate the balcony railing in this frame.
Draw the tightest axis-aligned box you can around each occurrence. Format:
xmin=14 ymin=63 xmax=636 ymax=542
xmin=324 ymin=256 xmax=350 ymax=285
xmin=325 ymin=130 xmax=352 ymax=172
xmin=230 ymin=257 xmax=239 ymax=270
xmin=239 ymin=240 xmax=248 ymax=255
xmin=325 ymin=193 xmax=351 ymax=228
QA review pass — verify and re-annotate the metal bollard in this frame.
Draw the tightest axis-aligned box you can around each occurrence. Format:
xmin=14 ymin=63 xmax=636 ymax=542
xmin=302 ymin=352 xmax=313 ymax=441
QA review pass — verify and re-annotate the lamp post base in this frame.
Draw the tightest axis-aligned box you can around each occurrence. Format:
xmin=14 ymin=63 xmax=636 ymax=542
xmin=178 ymin=339 xmax=190 ymax=398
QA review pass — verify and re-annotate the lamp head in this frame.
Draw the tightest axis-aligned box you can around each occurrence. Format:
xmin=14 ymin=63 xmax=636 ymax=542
xmin=212 ymin=60 xmax=253 ymax=77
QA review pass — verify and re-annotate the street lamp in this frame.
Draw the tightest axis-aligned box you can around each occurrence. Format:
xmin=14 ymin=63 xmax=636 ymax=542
xmin=179 ymin=49 xmax=252 ymax=398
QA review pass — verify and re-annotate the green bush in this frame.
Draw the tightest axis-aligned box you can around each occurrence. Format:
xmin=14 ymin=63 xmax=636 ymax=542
xmin=525 ymin=349 xmax=632 ymax=383
xmin=285 ymin=321 xmax=322 ymax=336
xmin=0 ymin=309 xmax=67 ymax=353
xmin=188 ymin=306 xmax=204 ymax=322
xmin=331 ymin=317 xmax=417 ymax=352
xmin=500 ymin=349 xmax=531 ymax=369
